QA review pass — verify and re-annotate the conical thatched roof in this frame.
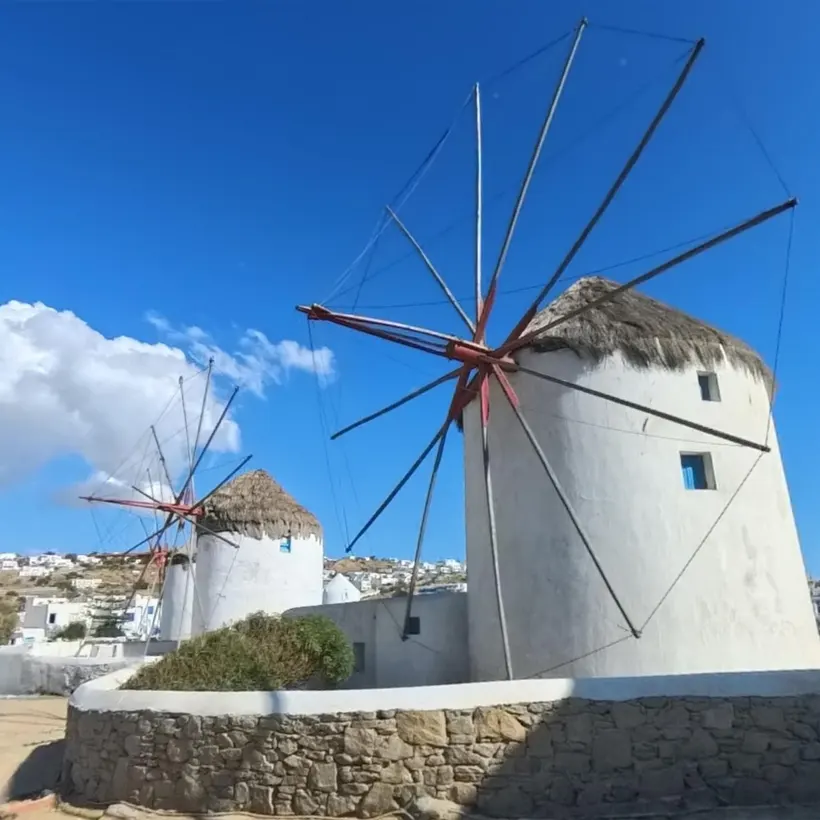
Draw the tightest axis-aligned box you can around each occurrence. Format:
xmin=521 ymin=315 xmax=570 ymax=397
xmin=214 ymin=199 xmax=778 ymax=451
xmin=523 ymin=276 xmax=772 ymax=385
xmin=198 ymin=469 xmax=322 ymax=541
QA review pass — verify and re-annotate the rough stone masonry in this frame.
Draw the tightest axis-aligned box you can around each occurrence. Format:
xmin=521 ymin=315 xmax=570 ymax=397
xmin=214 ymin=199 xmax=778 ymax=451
xmin=62 ymin=694 xmax=820 ymax=817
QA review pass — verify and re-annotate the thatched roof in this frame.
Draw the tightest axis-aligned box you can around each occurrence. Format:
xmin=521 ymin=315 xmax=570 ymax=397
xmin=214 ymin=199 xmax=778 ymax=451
xmin=523 ymin=276 xmax=772 ymax=385
xmin=198 ymin=469 xmax=322 ymax=541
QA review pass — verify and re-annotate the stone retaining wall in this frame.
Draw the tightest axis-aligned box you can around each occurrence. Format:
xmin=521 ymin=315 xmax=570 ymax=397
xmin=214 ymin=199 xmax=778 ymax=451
xmin=63 ymin=692 xmax=820 ymax=817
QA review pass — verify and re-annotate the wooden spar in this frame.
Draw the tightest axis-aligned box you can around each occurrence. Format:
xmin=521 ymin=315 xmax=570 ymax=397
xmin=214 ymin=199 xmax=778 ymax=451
xmin=298 ymin=304 xmax=487 ymax=352
xmin=402 ymin=429 xmax=449 ymax=640
xmin=514 ymin=365 xmax=771 ymax=452
xmin=475 ymin=17 xmax=587 ymax=343
xmin=297 ymin=305 xmax=451 ymax=358
xmin=344 ymin=420 xmax=452 ymax=554
xmin=331 ymin=368 xmax=462 ymax=441
xmin=151 ymin=425 xmax=174 ymax=491
xmin=504 ymin=37 xmax=706 ymax=346
xmin=385 ymin=206 xmax=475 ymax=334
xmin=479 ymin=372 xmax=515 ymax=679
xmin=193 ymin=454 xmax=254 ymax=508
xmin=501 ymin=197 xmax=797 ymax=356
xmin=474 ymin=82 xmax=483 ymax=329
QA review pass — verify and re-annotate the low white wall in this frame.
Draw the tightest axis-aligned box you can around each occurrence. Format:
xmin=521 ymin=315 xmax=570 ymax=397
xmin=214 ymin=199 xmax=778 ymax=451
xmin=73 ymin=664 xmax=820 ymax=716
xmin=0 ymin=645 xmax=137 ymax=697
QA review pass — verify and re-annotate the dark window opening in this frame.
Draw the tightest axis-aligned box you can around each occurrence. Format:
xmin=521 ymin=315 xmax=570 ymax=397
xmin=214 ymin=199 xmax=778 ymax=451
xmin=406 ymin=616 xmax=421 ymax=636
xmin=680 ymin=452 xmax=716 ymax=491
xmin=48 ymin=613 xmax=56 ymax=625
xmin=698 ymin=372 xmax=721 ymax=402
xmin=353 ymin=642 xmax=365 ymax=673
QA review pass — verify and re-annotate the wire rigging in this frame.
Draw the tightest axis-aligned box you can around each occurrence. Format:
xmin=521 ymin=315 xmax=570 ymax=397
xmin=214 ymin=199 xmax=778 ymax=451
xmin=327 ymin=44 xmax=694 ymax=308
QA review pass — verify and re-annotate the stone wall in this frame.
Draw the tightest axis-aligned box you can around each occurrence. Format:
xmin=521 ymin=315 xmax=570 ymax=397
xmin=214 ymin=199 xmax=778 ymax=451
xmin=64 ymin=693 xmax=820 ymax=817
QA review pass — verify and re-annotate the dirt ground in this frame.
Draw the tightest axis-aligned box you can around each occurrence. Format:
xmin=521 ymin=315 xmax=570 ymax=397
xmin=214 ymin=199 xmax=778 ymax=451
xmin=0 ymin=697 xmax=66 ymax=819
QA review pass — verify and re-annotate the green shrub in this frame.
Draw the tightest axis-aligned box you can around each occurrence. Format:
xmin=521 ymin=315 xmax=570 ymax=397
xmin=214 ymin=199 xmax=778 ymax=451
xmin=122 ymin=612 xmax=354 ymax=692
xmin=93 ymin=617 xmax=124 ymax=638
xmin=53 ymin=621 xmax=87 ymax=640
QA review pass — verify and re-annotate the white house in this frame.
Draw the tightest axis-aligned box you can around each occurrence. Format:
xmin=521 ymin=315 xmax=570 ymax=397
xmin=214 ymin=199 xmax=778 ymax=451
xmin=70 ymin=578 xmax=102 ymax=590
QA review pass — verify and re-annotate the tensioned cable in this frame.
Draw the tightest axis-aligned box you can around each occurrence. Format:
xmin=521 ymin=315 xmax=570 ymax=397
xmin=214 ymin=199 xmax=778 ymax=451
xmin=765 ymin=206 xmax=795 ymax=447
xmin=336 ymin=218 xmax=739 ymax=311
xmin=327 ymin=46 xmax=693 ymax=307
xmin=713 ymin=53 xmax=791 ymax=198
xmin=307 ymin=319 xmax=350 ymax=547
xmin=589 ymin=22 xmax=697 ymax=46
xmin=321 ymin=90 xmax=474 ymax=306
xmin=523 ymin=634 xmax=634 ymax=678
xmin=640 ymin=453 xmax=764 ymax=632
xmin=321 ymin=31 xmax=576 ymax=306
xmin=639 ymin=198 xmax=796 ymax=628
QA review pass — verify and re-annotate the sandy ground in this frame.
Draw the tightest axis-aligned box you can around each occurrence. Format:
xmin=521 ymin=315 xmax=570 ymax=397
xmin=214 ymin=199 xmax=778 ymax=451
xmin=0 ymin=697 xmax=66 ymax=819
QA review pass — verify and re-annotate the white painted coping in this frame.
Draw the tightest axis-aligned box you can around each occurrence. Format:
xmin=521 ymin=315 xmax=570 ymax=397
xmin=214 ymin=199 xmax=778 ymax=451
xmin=70 ymin=666 xmax=820 ymax=718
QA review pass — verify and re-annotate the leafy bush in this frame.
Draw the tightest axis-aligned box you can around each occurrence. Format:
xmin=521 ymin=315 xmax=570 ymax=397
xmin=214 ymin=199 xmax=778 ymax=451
xmin=0 ymin=601 xmax=17 ymax=645
xmin=93 ymin=617 xmax=124 ymax=638
xmin=53 ymin=621 xmax=87 ymax=640
xmin=122 ymin=612 xmax=354 ymax=692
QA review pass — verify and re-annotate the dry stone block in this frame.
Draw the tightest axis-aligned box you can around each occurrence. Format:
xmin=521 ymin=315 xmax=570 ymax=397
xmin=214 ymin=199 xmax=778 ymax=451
xmin=397 ymin=710 xmax=447 ymax=747
xmin=474 ymin=707 xmax=526 ymax=742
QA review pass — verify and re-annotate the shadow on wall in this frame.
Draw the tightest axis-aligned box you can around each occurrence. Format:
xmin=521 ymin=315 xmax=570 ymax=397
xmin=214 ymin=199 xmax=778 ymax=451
xmin=63 ymin=680 xmax=820 ymax=816
xmin=439 ymin=698 xmax=820 ymax=817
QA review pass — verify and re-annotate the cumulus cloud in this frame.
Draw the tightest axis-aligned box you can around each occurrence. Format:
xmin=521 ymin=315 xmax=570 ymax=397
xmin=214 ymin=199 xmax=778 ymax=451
xmin=0 ymin=300 xmax=246 ymax=498
xmin=145 ymin=314 xmax=335 ymax=396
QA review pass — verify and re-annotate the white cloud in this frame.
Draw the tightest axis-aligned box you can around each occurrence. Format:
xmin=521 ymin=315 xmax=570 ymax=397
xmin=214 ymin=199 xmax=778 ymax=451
xmin=0 ymin=300 xmax=241 ymax=493
xmin=146 ymin=314 xmax=336 ymax=396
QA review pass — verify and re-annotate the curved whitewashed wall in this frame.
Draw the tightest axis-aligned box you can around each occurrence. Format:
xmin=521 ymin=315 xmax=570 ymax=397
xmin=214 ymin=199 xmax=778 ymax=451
xmin=159 ymin=558 xmax=195 ymax=642
xmin=464 ymin=348 xmax=820 ymax=681
xmin=191 ymin=533 xmax=323 ymax=635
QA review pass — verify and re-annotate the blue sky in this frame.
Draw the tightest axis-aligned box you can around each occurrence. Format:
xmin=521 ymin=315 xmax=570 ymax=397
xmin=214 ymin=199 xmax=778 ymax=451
xmin=0 ymin=1 xmax=818 ymax=571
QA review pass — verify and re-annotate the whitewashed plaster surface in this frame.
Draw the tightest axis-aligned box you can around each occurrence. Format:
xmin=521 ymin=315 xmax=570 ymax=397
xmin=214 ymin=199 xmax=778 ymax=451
xmin=192 ymin=533 xmax=323 ymax=635
xmin=463 ymin=349 xmax=820 ymax=681
xmin=72 ymin=665 xmax=820 ymax=717
xmin=159 ymin=560 xmax=195 ymax=642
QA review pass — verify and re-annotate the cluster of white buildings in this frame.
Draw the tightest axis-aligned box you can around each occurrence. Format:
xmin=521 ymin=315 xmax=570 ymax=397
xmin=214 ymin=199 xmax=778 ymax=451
xmin=10 ymin=592 xmax=160 ymax=646
xmin=324 ymin=558 xmax=465 ymax=596
xmin=0 ymin=551 xmax=103 ymax=578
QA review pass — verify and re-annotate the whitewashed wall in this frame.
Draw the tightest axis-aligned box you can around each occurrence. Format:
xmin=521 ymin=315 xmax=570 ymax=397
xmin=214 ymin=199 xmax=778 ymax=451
xmin=192 ymin=533 xmax=323 ymax=635
xmin=463 ymin=348 xmax=820 ymax=681
xmin=159 ymin=560 xmax=195 ymax=642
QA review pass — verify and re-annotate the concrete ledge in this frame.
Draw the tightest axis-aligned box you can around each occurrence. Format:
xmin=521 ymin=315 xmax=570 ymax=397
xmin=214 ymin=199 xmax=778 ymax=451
xmin=71 ymin=666 xmax=820 ymax=717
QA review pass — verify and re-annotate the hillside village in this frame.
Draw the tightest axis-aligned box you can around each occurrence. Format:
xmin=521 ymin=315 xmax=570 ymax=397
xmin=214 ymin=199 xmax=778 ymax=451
xmin=0 ymin=550 xmax=466 ymax=645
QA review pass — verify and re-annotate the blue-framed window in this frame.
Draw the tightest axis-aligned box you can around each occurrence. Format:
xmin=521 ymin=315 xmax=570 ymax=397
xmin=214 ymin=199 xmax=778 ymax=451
xmin=680 ymin=453 xmax=716 ymax=491
xmin=280 ymin=536 xmax=292 ymax=554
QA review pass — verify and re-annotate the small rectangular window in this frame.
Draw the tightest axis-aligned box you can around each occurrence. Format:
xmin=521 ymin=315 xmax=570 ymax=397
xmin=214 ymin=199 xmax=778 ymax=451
xmin=353 ymin=642 xmax=365 ymax=673
xmin=697 ymin=372 xmax=721 ymax=402
xmin=48 ymin=613 xmax=56 ymax=624
xmin=280 ymin=537 xmax=292 ymax=554
xmin=680 ymin=453 xmax=716 ymax=490
xmin=406 ymin=616 xmax=421 ymax=636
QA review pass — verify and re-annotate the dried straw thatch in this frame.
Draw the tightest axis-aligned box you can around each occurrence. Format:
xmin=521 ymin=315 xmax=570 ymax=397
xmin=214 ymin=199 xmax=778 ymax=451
xmin=523 ymin=276 xmax=772 ymax=386
xmin=198 ymin=469 xmax=322 ymax=541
